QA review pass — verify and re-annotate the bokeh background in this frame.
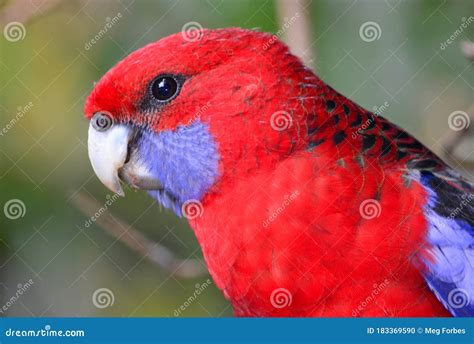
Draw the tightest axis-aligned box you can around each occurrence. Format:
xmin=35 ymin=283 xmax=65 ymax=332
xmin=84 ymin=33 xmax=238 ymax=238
xmin=1 ymin=0 xmax=473 ymax=317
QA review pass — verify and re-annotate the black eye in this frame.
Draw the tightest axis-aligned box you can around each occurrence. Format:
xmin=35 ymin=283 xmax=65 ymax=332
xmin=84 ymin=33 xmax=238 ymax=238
xmin=151 ymin=75 xmax=179 ymax=102
xmin=91 ymin=112 xmax=113 ymax=132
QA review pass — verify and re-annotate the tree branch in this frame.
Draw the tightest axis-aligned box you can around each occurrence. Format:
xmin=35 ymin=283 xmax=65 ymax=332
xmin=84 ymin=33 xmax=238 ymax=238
xmin=276 ymin=0 xmax=314 ymax=67
xmin=1 ymin=0 xmax=64 ymax=25
xmin=441 ymin=43 xmax=474 ymax=171
xmin=70 ymin=192 xmax=208 ymax=279
xmin=461 ymin=41 xmax=474 ymax=63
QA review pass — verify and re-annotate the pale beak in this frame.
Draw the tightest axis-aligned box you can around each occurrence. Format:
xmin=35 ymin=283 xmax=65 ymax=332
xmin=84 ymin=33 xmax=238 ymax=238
xmin=88 ymin=123 xmax=132 ymax=196
xmin=88 ymin=121 xmax=163 ymax=196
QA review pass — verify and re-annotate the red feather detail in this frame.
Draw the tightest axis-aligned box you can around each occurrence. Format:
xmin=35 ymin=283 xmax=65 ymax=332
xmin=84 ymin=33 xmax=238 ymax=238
xmin=193 ymin=153 xmax=449 ymax=316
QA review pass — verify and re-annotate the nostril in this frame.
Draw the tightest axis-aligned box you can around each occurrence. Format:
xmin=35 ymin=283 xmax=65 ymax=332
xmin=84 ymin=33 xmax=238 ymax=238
xmin=91 ymin=111 xmax=114 ymax=132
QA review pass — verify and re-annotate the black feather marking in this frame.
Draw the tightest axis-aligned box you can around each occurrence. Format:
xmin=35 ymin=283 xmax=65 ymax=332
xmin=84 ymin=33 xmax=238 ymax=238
xmin=350 ymin=113 xmax=363 ymax=127
xmin=326 ymin=100 xmax=336 ymax=112
xmin=365 ymin=115 xmax=376 ymax=130
xmin=307 ymin=125 xmax=318 ymax=136
xmin=307 ymin=138 xmax=325 ymax=150
xmin=381 ymin=122 xmax=392 ymax=131
xmin=396 ymin=150 xmax=408 ymax=161
xmin=343 ymin=104 xmax=350 ymax=116
xmin=408 ymin=159 xmax=440 ymax=170
xmin=380 ymin=137 xmax=392 ymax=157
xmin=422 ymin=172 xmax=474 ymax=227
xmin=397 ymin=140 xmax=424 ymax=151
xmin=333 ymin=131 xmax=346 ymax=145
xmin=362 ymin=135 xmax=376 ymax=152
xmin=396 ymin=131 xmax=411 ymax=140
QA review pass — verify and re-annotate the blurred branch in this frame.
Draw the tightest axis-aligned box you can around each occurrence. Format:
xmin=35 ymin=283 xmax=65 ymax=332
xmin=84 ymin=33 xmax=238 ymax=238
xmin=461 ymin=41 xmax=474 ymax=63
xmin=1 ymin=0 xmax=63 ymax=25
xmin=441 ymin=43 xmax=474 ymax=172
xmin=71 ymin=192 xmax=208 ymax=279
xmin=276 ymin=0 xmax=314 ymax=67
xmin=443 ymin=130 xmax=470 ymax=158
xmin=443 ymin=105 xmax=473 ymax=158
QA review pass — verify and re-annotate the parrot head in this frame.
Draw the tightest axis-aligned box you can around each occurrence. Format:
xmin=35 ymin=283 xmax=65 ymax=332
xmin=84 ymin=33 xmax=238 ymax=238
xmin=85 ymin=28 xmax=321 ymax=215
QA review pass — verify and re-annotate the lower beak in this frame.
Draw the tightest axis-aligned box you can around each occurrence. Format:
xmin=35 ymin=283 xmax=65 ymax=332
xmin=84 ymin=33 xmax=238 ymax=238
xmin=88 ymin=122 xmax=162 ymax=196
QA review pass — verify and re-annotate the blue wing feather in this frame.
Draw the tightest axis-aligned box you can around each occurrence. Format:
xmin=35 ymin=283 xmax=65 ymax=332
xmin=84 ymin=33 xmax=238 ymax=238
xmin=419 ymin=171 xmax=474 ymax=317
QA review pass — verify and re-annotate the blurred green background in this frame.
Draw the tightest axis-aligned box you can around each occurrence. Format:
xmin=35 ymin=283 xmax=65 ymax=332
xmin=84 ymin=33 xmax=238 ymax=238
xmin=1 ymin=0 xmax=473 ymax=317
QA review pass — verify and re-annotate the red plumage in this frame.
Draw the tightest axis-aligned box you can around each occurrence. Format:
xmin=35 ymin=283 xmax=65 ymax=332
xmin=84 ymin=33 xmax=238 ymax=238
xmin=85 ymin=28 xmax=453 ymax=317
xmin=194 ymin=154 xmax=448 ymax=316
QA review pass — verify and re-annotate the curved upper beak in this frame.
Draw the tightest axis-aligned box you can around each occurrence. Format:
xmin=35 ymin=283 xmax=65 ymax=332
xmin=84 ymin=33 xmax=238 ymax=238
xmin=88 ymin=123 xmax=131 ymax=196
xmin=88 ymin=122 xmax=162 ymax=196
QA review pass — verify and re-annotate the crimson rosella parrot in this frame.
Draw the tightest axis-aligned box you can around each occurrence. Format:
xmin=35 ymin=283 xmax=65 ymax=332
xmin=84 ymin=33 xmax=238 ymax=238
xmin=85 ymin=28 xmax=473 ymax=317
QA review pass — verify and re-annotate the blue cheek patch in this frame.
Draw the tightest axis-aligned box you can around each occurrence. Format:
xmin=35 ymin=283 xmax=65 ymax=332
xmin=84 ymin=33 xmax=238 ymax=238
xmin=134 ymin=121 xmax=219 ymax=216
